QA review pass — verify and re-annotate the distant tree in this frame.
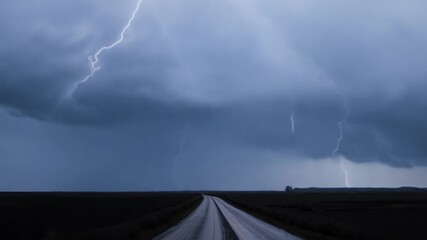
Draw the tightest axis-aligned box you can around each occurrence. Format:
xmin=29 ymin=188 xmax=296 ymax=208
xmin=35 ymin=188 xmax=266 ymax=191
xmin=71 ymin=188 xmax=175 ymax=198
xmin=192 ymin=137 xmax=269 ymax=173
xmin=285 ymin=185 xmax=293 ymax=192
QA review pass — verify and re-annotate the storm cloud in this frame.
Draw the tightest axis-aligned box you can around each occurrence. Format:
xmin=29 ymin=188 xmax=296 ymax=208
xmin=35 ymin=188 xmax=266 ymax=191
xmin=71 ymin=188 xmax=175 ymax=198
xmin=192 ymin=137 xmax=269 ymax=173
xmin=0 ymin=0 xmax=426 ymax=190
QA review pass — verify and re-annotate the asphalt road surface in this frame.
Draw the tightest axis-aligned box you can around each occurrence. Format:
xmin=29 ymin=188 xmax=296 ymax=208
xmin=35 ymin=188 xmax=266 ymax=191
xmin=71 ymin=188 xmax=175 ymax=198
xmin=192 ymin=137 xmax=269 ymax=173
xmin=154 ymin=195 xmax=301 ymax=240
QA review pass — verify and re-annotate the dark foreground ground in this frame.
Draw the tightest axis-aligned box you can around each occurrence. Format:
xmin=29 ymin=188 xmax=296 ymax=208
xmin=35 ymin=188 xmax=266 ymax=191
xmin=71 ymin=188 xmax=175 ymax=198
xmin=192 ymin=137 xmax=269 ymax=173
xmin=0 ymin=192 xmax=201 ymax=240
xmin=1 ymin=189 xmax=426 ymax=240
xmin=214 ymin=188 xmax=427 ymax=240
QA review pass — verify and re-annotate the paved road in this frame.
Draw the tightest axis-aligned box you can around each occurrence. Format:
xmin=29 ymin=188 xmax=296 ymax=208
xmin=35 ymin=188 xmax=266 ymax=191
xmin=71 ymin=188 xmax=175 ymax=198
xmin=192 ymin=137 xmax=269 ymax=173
xmin=154 ymin=195 xmax=301 ymax=240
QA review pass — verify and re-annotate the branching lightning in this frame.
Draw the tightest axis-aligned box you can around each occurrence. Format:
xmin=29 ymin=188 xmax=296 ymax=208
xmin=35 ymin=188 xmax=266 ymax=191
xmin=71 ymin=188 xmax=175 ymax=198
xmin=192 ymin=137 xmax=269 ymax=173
xmin=67 ymin=0 xmax=144 ymax=97
xmin=332 ymin=94 xmax=351 ymax=187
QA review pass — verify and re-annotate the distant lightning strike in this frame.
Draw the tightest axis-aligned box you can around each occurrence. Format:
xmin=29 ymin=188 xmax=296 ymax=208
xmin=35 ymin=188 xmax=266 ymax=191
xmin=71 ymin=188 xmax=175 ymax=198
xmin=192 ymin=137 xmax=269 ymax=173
xmin=67 ymin=0 xmax=144 ymax=97
xmin=290 ymin=108 xmax=295 ymax=135
xmin=172 ymin=125 xmax=189 ymax=189
xmin=332 ymin=94 xmax=351 ymax=187
xmin=340 ymin=159 xmax=351 ymax=188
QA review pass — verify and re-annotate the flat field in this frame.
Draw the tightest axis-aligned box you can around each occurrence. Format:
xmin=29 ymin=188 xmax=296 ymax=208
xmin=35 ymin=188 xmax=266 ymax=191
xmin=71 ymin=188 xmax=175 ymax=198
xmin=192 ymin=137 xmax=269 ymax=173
xmin=215 ymin=189 xmax=427 ymax=240
xmin=0 ymin=192 xmax=201 ymax=240
xmin=2 ymin=189 xmax=426 ymax=240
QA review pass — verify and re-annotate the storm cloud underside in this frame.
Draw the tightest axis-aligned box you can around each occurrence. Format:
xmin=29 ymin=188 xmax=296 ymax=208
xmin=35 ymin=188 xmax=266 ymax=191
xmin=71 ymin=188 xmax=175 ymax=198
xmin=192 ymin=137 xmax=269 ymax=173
xmin=0 ymin=0 xmax=426 ymax=190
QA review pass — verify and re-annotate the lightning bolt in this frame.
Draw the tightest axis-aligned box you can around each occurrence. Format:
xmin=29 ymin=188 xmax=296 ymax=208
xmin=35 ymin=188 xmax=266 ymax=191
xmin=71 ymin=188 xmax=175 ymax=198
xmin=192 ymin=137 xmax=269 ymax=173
xmin=67 ymin=0 xmax=144 ymax=98
xmin=332 ymin=94 xmax=351 ymax=187
xmin=339 ymin=159 xmax=351 ymax=188
xmin=171 ymin=124 xmax=189 ymax=189
xmin=290 ymin=107 xmax=295 ymax=135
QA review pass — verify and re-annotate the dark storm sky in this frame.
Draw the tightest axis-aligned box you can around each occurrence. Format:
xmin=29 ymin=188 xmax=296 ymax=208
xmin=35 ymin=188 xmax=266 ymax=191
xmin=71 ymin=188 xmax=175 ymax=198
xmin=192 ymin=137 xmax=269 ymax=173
xmin=1 ymin=0 xmax=426 ymax=190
